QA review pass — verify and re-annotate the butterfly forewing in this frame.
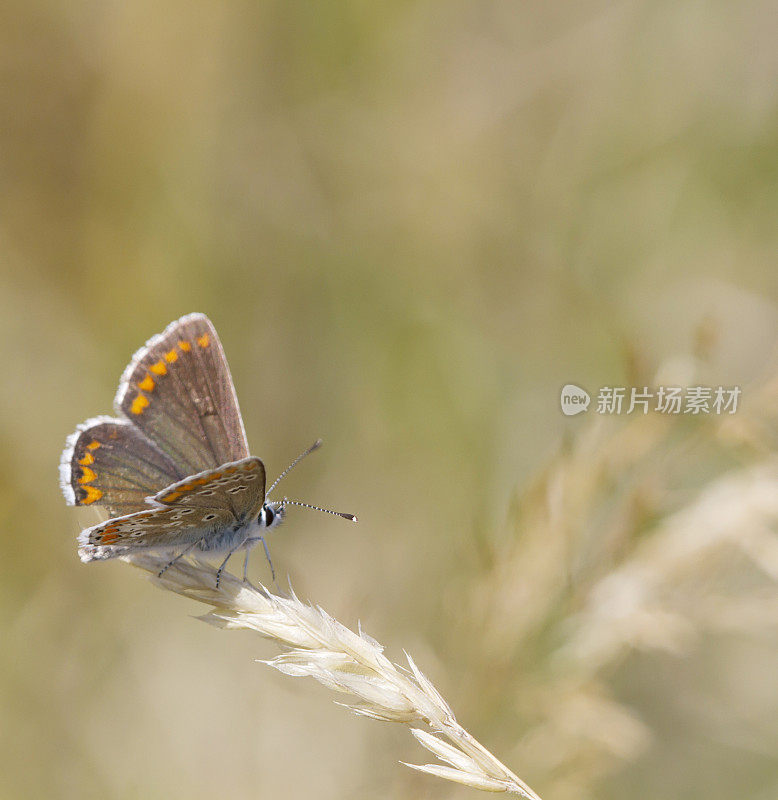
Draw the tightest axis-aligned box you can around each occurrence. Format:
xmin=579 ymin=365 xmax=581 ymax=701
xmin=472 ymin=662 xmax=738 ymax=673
xmin=114 ymin=313 xmax=249 ymax=476
xmin=60 ymin=416 xmax=183 ymax=516
xmin=152 ymin=457 xmax=266 ymax=520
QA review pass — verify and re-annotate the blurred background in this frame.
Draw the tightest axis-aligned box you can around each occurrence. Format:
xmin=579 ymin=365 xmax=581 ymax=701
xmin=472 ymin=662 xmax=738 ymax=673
xmin=1 ymin=2 xmax=777 ymax=798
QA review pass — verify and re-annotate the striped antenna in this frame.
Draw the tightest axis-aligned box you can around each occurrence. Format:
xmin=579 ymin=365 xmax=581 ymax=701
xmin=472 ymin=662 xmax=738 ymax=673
xmin=265 ymin=439 xmax=323 ymax=498
xmin=270 ymin=498 xmax=357 ymax=523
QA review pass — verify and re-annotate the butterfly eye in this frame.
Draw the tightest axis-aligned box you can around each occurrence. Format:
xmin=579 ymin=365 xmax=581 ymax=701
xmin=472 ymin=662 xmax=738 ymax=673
xmin=262 ymin=507 xmax=275 ymax=527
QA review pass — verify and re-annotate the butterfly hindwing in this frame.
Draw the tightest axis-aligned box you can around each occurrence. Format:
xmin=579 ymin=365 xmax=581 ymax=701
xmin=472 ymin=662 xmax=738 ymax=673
xmin=59 ymin=416 xmax=183 ymax=517
xmin=77 ymin=458 xmax=266 ymax=562
xmin=77 ymin=504 xmax=235 ymax=562
xmin=114 ymin=313 xmax=250 ymax=477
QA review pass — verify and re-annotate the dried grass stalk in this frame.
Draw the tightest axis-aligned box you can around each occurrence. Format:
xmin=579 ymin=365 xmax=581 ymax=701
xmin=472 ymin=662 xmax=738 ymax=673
xmin=127 ymin=553 xmax=541 ymax=799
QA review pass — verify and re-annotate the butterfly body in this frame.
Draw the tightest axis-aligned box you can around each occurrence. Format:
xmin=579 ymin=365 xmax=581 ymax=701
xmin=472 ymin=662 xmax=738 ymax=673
xmin=61 ymin=314 xmax=284 ymax=577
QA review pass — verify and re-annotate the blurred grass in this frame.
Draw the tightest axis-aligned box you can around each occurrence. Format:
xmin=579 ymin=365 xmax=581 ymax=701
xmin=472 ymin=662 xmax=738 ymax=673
xmin=1 ymin=1 xmax=777 ymax=798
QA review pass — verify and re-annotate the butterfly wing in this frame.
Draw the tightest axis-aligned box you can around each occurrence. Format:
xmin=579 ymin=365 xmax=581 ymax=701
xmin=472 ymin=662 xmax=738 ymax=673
xmin=59 ymin=416 xmax=184 ymax=516
xmin=114 ymin=313 xmax=249 ymax=476
xmin=152 ymin=457 xmax=266 ymax=520
xmin=60 ymin=313 xmax=250 ymax=516
xmin=77 ymin=458 xmax=266 ymax=562
xmin=77 ymin=505 xmax=235 ymax=562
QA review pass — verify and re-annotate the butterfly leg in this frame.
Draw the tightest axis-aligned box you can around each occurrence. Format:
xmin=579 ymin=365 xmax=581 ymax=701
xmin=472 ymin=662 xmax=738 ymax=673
xmin=242 ymin=536 xmax=276 ymax=583
xmin=241 ymin=547 xmax=263 ymax=591
xmin=216 ymin=533 xmax=259 ymax=587
xmin=242 ymin=549 xmax=251 ymax=584
xmin=157 ymin=539 xmax=202 ymax=578
xmin=215 ymin=550 xmax=235 ymax=589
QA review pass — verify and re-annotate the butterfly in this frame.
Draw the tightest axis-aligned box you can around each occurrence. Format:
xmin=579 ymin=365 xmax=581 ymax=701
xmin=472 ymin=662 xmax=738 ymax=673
xmin=60 ymin=313 xmax=355 ymax=585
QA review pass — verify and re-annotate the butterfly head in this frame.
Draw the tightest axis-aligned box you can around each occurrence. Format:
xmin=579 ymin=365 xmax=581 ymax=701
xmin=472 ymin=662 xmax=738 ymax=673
xmin=258 ymin=503 xmax=284 ymax=530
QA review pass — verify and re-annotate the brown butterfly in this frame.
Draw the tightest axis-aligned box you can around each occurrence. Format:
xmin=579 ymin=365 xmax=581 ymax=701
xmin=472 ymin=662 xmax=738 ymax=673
xmin=60 ymin=313 xmax=355 ymax=584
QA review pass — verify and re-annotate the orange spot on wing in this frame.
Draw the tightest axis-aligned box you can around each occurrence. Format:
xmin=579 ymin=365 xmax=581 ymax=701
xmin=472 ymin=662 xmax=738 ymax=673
xmin=197 ymin=333 xmax=210 ymax=348
xmin=178 ymin=340 xmax=191 ymax=351
xmin=150 ymin=360 xmax=167 ymax=376
xmin=138 ymin=374 xmax=155 ymax=392
xmin=87 ymin=440 xmax=101 ymax=450
xmin=225 ymin=467 xmax=237 ymax=474
xmin=81 ymin=486 xmax=103 ymax=504
xmin=79 ymin=466 xmax=96 ymax=484
xmin=165 ymin=349 xmax=178 ymax=363
xmin=101 ymin=533 xmax=119 ymax=545
xmin=78 ymin=452 xmax=94 ymax=466
xmin=131 ymin=394 xmax=150 ymax=414
xmin=162 ymin=491 xmax=181 ymax=502
xmin=193 ymin=477 xmax=208 ymax=485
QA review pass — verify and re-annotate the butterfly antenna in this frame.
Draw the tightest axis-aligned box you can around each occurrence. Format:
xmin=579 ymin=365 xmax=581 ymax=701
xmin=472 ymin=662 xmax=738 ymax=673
xmin=265 ymin=439 xmax=323 ymax=498
xmin=270 ymin=498 xmax=357 ymax=523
